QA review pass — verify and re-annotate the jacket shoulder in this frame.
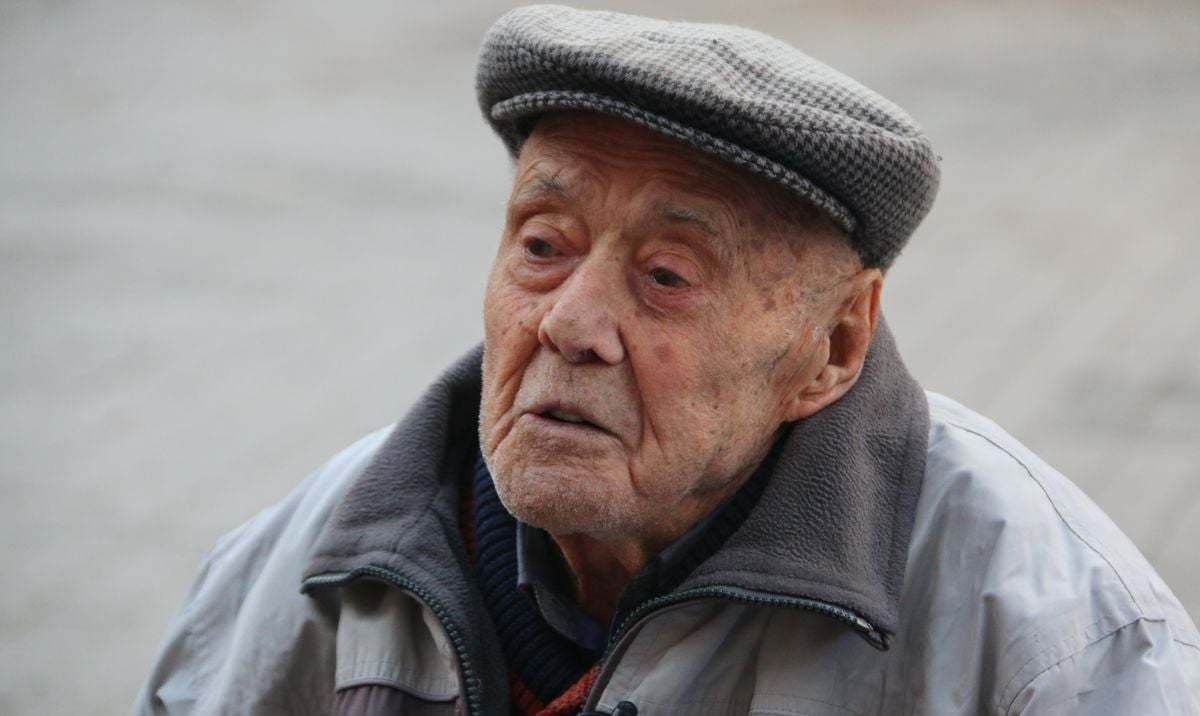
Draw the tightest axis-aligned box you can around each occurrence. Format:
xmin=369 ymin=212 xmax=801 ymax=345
xmin=133 ymin=427 xmax=393 ymax=716
xmin=900 ymin=393 xmax=1199 ymax=713
xmin=183 ymin=426 xmax=393 ymax=611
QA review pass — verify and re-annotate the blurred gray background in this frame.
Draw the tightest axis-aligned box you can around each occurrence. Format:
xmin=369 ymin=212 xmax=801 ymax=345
xmin=2 ymin=0 xmax=1197 ymax=712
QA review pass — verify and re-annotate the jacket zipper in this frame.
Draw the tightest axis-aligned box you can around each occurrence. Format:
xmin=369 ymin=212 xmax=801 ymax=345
xmin=586 ymin=586 xmax=880 ymax=712
xmin=607 ymin=585 xmax=877 ymax=655
xmin=303 ymin=572 xmax=881 ymax=716
xmin=302 ymin=566 xmax=485 ymax=716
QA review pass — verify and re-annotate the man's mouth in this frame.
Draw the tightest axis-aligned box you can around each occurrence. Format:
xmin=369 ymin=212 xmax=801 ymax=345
xmin=526 ymin=401 xmax=614 ymax=435
xmin=540 ymin=409 xmax=597 ymax=428
xmin=519 ymin=389 xmax=629 ymax=441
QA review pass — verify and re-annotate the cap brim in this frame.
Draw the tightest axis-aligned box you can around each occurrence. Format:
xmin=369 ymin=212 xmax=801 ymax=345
xmin=489 ymin=90 xmax=858 ymax=237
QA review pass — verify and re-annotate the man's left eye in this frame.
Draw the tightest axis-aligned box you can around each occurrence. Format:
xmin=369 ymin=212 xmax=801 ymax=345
xmin=649 ymin=268 xmax=688 ymax=288
xmin=525 ymin=238 xmax=559 ymax=258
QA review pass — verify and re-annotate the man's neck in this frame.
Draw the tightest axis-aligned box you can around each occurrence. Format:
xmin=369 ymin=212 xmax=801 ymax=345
xmin=551 ymin=533 xmax=656 ymax=625
xmin=547 ymin=460 xmax=767 ymax=625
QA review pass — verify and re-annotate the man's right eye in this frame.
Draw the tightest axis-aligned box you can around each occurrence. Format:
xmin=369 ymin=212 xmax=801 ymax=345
xmin=525 ymin=238 xmax=559 ymax=258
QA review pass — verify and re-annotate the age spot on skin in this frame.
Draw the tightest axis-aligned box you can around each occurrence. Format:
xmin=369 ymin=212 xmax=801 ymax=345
xmin=762 ymin=297 xmax=777 ymax=312
xmin=703 ymin=377 xmax=723 ymax=403
xmin=655 ymin=344 xmax=673 ymax=365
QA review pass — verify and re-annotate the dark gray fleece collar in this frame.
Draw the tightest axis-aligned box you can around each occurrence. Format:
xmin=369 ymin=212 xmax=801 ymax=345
xmin=303 ymin=317 xmax=927 ymax=656
xmin=301 ymin=344 xmax=508 ymax=716
xmin=679 ymin=317 xmax=929 ymax=648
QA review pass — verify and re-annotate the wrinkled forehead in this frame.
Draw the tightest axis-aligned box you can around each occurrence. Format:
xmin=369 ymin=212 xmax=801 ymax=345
xmin=513 ymin=111 xmax=771 ymax=225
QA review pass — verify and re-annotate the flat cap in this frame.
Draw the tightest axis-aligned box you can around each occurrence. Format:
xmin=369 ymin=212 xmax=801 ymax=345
xmin=476 ymin=5 xmax=940 ymax=269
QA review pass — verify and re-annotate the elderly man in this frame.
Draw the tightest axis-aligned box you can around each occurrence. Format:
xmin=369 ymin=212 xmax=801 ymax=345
xmin=135 ymin=6 xmax=1199 ymax=716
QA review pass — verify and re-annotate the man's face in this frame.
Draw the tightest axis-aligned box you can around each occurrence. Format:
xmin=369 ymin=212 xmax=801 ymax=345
xmin=480 ymin=112 xmax=847 ymax=547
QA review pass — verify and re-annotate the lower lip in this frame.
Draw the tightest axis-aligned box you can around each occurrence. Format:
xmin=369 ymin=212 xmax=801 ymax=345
xmin=522 ymin=413 xmax=613 ymax=439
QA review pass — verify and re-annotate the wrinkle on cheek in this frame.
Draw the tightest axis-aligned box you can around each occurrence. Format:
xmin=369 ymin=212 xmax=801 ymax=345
xmin=738 ymin=325 xmax=794 ymax=386
xmin=483 ymin=294 xmax=546 ymax=452
xmin=483 ymin=362 xmax=524 ymax=441
xmin=766 ymin=343 xmax=791 ymax=378
xmin=765 ymin=329 xmax=819 ymax=395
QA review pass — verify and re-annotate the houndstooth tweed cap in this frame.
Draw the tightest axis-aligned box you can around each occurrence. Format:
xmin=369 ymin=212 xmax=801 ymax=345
xmin=476 ymin=5 xmax=940 ymax=269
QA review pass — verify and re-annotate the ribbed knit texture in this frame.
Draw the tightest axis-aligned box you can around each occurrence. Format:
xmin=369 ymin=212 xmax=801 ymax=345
xmin=537 ymin=666 xmax=601 ymax=716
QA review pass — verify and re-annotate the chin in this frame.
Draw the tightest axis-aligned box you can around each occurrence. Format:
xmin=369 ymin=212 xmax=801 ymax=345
xmin=490 ymin=462 xmax=630 ymax=537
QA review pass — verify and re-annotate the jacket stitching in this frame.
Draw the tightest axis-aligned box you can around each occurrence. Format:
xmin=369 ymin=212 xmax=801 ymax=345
xmin=749 ymin=692 xmax=864 ymax=714
xmin=1000 ymin=616 xmax=1157 ymax=715
xmin=940 ymin=418 xmax=1143 ymax=613
xmin=335 ymin=676 xmax=458 ymax=701
xmin=938 ymin=417 xmax=1154 ymax=711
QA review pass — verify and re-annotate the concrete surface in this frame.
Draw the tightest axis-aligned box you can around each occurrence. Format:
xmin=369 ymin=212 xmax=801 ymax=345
xmin=1 ymin=0 xmax=1197 ymax=712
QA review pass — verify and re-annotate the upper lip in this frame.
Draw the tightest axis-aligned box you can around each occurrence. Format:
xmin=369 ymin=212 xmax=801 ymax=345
xmin=527 ymin=400 xmax=611 ymax=433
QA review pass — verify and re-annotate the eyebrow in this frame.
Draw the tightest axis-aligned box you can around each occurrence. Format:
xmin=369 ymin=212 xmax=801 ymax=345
xmin=651 ymin=200 xmax=736 ymax=268
xmin=659 ymin=204 xmax=721 ymax=238
xmin=512 ymin=171 xmax=572 ymax=204
xmin=509 ymin=173 xmax=734 ymax=264
xmin=514 ymin=174 xmax=722 ymax=235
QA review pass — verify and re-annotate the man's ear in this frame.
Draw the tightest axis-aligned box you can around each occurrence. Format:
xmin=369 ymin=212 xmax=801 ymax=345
xmin=784 ymin=268 xmax=882 ymax=421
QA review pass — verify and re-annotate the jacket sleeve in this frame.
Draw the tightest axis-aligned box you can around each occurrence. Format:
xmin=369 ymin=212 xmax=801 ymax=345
xmin=1006 ymin=617 xmax=1200 ymax=715
xmin=131 ymin=501 xmax=296 ymax=715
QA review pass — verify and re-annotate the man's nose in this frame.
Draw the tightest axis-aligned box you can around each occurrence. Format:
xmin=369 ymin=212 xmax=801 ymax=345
xmin=537 ymin=256 xmax=626 ymax=365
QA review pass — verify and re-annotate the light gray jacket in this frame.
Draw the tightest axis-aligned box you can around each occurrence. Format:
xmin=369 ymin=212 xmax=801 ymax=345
xmin=134 ymin=336 xmax=1200 ymax=715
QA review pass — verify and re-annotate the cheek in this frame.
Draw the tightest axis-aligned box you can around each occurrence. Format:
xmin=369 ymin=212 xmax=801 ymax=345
xmin=483 ymin=259 xmax=548 ymax=359
xmin=650 ymin=327 xmax=781 ymax=448
xmin=484 ymin=269 xmax=537 ymax=340
xmin=641 ymin=312 xmax=744 ymax=407
xmin=481 ymin=281 xmax=545 ymax=452
xmin=634 ymin=344 xmax=731 ymax=457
